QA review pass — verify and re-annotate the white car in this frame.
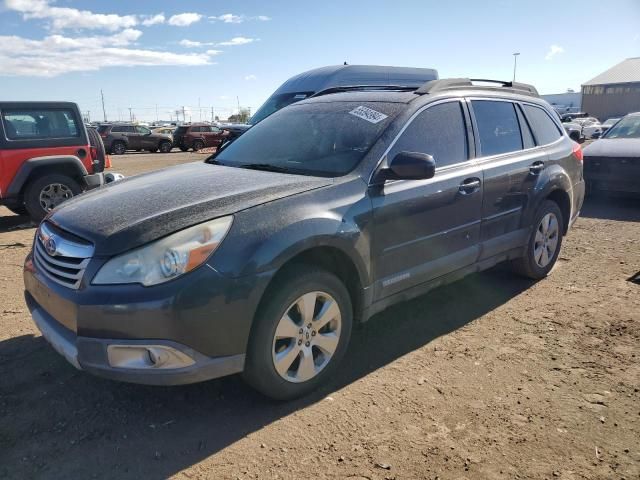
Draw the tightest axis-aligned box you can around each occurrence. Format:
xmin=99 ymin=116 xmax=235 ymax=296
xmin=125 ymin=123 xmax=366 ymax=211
xmin=574 ymin=117 xmax=603 ymax=139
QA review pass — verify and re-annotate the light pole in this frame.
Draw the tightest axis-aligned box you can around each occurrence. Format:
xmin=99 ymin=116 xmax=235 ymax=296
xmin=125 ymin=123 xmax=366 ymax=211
xmin=512 ymin=52 xmax=520 ymax=82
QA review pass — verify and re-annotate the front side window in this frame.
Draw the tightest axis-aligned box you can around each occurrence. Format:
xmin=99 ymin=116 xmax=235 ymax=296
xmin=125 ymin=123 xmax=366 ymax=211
xmin=471 ymin=100 xmax=523 ymax=156
xmin=522 ymin=104 xmax=562 ymax=145
xmin=389 ymin=101 xmax=468 ymax=168
xmin=2 ymin=109 xmax=80 ymax=140
xmin=214 ymin=101 xmax=401 ymax=177
xmin=136 ymin=126 xmax=151 ymax=134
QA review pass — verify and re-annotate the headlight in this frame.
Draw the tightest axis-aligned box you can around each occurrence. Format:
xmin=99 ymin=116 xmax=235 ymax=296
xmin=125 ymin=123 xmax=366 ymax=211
xmin=93 ymin=216 xmax=233 ymax=286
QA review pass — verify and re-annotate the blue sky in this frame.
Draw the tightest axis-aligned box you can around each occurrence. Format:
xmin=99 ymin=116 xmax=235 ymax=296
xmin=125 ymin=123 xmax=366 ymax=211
xmin=1 ymin=0 xmax=639 ymax=122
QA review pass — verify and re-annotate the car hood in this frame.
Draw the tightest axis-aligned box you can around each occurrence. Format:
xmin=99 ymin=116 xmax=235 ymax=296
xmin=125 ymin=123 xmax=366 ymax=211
xmin=583 ymin=138 xmax=640 ymax=158
xmin=48 ymin=162 xmax=332 ymax=256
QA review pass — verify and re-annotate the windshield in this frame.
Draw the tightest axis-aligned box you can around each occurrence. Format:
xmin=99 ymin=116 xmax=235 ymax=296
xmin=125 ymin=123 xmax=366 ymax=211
xmin=603 ymin=115 xmax=640 ymax=139
xmin=214 ymin=101 xmax=401 ymax=177
xmin=602 ymin=118 xmax=620 ymax=127
xmin=249 ymin=92 xmax=314 ymax=125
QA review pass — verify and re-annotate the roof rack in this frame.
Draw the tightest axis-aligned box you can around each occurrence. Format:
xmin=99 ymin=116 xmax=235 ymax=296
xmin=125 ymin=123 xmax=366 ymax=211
xmin=310 ymin=85 xmax=418 ymax=98
xmin=415 ymin=78 xmax=539 ymax=97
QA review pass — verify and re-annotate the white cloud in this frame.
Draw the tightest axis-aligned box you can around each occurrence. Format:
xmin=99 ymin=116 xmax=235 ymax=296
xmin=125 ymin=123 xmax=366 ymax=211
xmin=0 ymin=32 xmax=215 ymax=77
xmin=5 ymin=0 xmax=139 ymax=31
xmin=209 ymin=13 xmax=271 ymax=23
xmin=215 ymin=13 xmax=244 ymax=23
xmin=168 ymin=13 xmax=202 ymax=27
xmin=142 ymin=13 xmax=165 ymax=26
xmin=244 ymin=74 xmax=257 ymax=81
xmin=545 ymin=44 xmax=564 ymax=61
xmin=217 ymin=36 xmax=256 ymax=46
xmin=206 ymin=49 xmax=222 ymax=56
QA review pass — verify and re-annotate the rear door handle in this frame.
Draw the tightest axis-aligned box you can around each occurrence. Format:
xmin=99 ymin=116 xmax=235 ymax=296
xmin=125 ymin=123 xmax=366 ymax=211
xmin=529 ymin=161 xmax=545 ymax=175
xmin=459 ymin=177 xmax=481 ymax=195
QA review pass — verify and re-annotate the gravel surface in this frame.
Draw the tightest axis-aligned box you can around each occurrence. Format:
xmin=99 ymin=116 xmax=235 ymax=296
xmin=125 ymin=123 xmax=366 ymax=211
xmin=0 ymin=152 xmax=638 ymax=479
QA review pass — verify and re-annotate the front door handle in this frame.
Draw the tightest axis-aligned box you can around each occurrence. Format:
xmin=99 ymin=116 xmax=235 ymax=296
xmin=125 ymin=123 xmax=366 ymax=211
xmin=459 ymin=177 xmax=481 ymax=195
xmin=529 ymin=161 xmax=545 ymax=175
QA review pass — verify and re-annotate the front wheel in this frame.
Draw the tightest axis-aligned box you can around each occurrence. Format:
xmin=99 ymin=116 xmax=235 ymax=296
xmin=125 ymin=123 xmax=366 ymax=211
xmin=511 ymin=200 xmax=564 ymax=279
xmin=192 ymin=140 xmax=205 ymax=151
xmin=111 ymin=141 xmax=126 ymax=155
xmin=159 ymin=141 xmax=172 ymax=153
xmin=24 ymin=174 xmax=82 ymax=222
xmin=243 ymin=266 xmax=353 ymax=400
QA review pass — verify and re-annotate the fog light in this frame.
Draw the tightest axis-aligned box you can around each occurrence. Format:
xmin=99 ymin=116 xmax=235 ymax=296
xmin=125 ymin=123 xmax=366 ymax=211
xmin=107 ymin=345 xmax=195 ymax=370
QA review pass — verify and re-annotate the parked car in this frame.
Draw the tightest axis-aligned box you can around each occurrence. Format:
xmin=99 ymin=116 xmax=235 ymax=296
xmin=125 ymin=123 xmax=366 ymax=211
xmin=220 ymin=64 xmax=441 ymax=147
xmin=560 ymin=112 xmax=589 ymax=122
xmin=583 ymin=112 xmax=640 ymax=195
xmin=97 ymin=124 xmax=173 ymax=154
xmin=581 ymin=119 xmax=605 ymax=139
xmin=562 ymin=121 xmax=584 ymax=142
xmin=152 ymin=127 xmax=175 ymax=139
xmin=24 ymin=78 xmax=584 ymax=400
xmin=172 ymin=123 xmax=228 ymax=151
xmin=0 ymin=102 xmax=108 ymax=221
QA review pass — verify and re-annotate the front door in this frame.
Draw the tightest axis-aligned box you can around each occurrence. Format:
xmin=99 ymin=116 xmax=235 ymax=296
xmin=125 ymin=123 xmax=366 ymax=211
xmin=136 ymin=126 xmax=155 ymax=149
xmin=123 ymin=125 xmax=140 ymax=150
xmin=370 ymin=100 xmax=483 ymax=300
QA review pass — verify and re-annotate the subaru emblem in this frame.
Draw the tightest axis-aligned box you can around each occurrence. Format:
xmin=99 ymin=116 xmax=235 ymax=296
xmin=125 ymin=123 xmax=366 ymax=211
xmin=45 ymin=237 xmax=57 ymax=256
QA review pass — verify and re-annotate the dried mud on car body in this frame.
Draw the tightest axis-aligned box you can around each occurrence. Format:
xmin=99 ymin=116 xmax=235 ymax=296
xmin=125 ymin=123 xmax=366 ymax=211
xmin=0 ymin=152 xmax=639 ymax=479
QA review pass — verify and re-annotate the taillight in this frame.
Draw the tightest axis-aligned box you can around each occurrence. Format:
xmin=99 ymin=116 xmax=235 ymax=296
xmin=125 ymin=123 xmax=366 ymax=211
xmin=100 ymin=133 xmax=107 ymax=138
xmin=572 ymin=142 xmax=583 ymax=163
xmin=90 ymin=146 xmax=98 ymax=161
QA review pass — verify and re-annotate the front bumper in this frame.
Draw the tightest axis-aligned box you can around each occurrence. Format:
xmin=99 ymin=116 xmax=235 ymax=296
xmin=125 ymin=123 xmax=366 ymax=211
xmin=24 ymin=254 xmax=273 ymax=385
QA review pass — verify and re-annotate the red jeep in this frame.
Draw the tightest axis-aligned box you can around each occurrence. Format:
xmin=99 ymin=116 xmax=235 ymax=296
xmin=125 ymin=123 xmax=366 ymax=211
xmin=172 ymin=123 xmax=229 ymax=151
xmin=0 ymin=102 xmax=109 ymax=221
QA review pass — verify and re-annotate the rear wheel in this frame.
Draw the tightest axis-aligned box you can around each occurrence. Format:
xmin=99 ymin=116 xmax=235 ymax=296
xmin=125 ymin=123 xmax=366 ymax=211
xmin=192 ymin=140 xmax=205 ymax=151
xmin=111 ymin=141 xmax=126 ymax=155
xmin=159 ymin=141 xmax=172 ymax=153
xmin=243 ymin=266 xmax=353 ymax=400
xmin=511 ymin=200 xmax=564 ymax=279
xmin=24 ymin=174 xmax=82 ymax=222
xmin=179 ymin=146 xmax=189 ymax=152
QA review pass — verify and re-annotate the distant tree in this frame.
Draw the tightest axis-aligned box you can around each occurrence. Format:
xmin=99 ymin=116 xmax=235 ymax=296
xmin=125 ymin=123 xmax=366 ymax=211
xmin=228 ymin=108 xmax=251 ymax=123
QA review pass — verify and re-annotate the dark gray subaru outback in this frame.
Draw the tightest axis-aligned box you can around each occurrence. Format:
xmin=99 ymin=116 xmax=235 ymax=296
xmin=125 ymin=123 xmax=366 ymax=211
xmin=24 ymin=78 xmax=585 ymax=399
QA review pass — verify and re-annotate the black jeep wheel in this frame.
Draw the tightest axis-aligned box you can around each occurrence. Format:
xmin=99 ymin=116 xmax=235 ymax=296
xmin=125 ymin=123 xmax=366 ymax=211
xmin=159 ymin=141 xmax=173 ymax=153
xmin=7 ymin=205 xmax=28 ymax=216
xmin=24 ymin=174 xmax=82 ymax=222
xmin=111 ymin=141 xmax=126 ymax=155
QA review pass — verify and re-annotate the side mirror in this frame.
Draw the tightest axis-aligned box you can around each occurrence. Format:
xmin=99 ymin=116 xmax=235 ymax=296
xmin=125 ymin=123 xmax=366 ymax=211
xmin=372 ymin=151 xmax=436 ymax=184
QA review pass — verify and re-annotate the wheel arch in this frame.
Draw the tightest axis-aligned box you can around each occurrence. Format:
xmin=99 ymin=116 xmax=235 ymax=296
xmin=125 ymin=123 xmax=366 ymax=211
xmin=7 ymin=156 xmax=88 ymax=197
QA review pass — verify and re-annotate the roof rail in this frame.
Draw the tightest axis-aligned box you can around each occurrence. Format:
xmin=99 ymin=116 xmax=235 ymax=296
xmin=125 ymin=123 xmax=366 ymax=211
xmin=310 ymin=85 xmax=418 ymax=98
xmin=415 ymin=78 xmax=539 ymax=97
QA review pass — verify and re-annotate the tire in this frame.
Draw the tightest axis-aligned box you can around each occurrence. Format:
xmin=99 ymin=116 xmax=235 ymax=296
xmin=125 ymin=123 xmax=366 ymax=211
xmin=111 ymin=141 xmax=126 ymax=155
xmin=24 ymin=174 xmax=82 ymax=222
xmin=569 ymin=131 xmax=580 ymax=142
xmin=511 ymin=200 xmax=564 ymax=280
xmin=7 ymin=205 xmax=27 ymax=215
xmin=192 ymin=140 xmax=205 ymax=151
xmin=149 ymin=148 xmax=159 ymax=153
xmin=159 ymin=141 xmax=172 ymax=153
xmin=179 ymin=146 xmax=189 ymax=152
xmin=243 ymin=265 xmax=353 ymax=400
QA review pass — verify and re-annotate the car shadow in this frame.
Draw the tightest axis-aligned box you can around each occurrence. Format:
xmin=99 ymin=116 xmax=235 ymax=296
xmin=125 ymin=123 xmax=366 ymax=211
xmin=581 ymin=194 xmax=640 ymax=222
xmin=0 ymin=212 xmax=34 ymax=233
xmin=0 ymin=268 xmax=533 ymax=479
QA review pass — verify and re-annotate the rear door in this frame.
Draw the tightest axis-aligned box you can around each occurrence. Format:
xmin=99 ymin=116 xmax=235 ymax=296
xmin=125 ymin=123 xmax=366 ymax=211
xmin=124 ymin=125 xmax=141 ymax=149
xmin=469 ymin=99 xmax=544 ymax=260
xmin=370 ymin=99 xmax=483 ymax=300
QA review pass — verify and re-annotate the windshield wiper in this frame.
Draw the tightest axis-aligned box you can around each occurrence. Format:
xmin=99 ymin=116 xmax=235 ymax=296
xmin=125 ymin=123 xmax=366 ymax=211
xmin=239 ymin=163 xmax=292 ymax=173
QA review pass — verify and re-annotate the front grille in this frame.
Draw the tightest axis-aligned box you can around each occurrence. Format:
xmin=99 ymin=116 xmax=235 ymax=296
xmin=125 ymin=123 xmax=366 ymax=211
xmin=33 ymin=223 xmax=94 ymax=290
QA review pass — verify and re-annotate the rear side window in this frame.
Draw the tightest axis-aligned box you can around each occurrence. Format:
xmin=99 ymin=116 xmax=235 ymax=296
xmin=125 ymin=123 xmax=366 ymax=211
xmin=97 ymin=125 xmax=110 ymax=134
xmin=390 ymin=101 xmax=469 ymax=168
xmin=522 ymin=104 xmax=562 ymax=145
xmin=111 ymin=126 xmax=125 ymax=133
xmin=2 ymin=108 xmax=80 ymax=140
xmin=471 ymin=100 xmax=522 ymax=156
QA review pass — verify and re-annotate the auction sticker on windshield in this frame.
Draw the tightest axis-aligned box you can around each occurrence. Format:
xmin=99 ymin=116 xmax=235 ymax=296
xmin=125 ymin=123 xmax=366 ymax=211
xmin=349 ymin=106 xmax=388 ymax=124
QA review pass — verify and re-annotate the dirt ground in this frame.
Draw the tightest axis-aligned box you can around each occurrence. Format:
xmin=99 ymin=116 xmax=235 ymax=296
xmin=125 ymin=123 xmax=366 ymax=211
xmin=0 ymin=152 xmax=638 ymax=480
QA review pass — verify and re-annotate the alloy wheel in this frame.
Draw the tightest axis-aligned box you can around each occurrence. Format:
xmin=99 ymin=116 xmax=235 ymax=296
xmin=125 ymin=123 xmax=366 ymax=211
xmin=533 ymin=213 xmax=559 ymax=268
xmin=272 ymin=291 xmax=342 ymax=383
xmin=39 ymin=183 xmax=73 ymax=211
